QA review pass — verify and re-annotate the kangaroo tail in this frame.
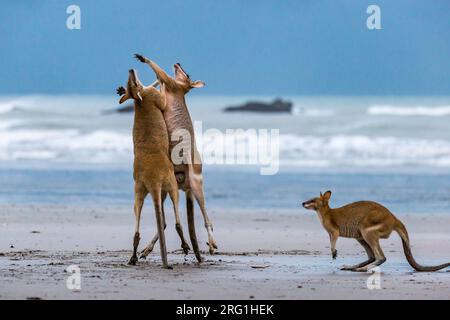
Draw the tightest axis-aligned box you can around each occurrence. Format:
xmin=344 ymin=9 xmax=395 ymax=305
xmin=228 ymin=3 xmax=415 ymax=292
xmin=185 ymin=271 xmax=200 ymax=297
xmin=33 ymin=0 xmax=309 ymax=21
xmin=186 ymin=190 xmax=202 ymax=263
xmin=395 ymin=220 xmax=450 ymax=272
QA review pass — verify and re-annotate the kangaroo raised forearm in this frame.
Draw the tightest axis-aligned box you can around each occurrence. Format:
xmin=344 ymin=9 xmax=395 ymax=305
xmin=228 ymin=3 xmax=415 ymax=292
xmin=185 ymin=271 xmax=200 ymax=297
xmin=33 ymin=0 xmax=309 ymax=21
xmin=135 ymin=54 xmax=175 ymax=86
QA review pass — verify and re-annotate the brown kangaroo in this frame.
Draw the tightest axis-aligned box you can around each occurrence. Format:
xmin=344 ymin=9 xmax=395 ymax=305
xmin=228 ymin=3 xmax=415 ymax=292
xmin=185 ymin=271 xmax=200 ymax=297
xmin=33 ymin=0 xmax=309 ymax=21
xmin=302 ymin=191 xmax=450 ymax=272
xmin=117 ymin=69 xmax=190 ymax=268
xmin=134 ymin=54 xmax=217 ymax=262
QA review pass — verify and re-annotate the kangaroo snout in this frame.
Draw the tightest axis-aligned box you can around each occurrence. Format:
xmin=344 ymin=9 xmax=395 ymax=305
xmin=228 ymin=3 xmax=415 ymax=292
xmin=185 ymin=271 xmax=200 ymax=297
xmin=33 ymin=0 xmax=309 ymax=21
xmin=302 ymin=198 xmax=317 ymax=210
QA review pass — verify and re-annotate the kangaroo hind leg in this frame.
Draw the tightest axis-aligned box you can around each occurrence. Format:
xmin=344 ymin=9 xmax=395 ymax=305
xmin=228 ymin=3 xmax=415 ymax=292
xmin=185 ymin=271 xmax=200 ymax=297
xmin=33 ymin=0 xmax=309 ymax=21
xmin=190 ymin=173 xmax=217 ymax=254
xmin=140 ymin=192 xmax=168 ymax=259
xmin=168 ymin=181 xmax=190 ymax=255
xmin=128 ymin=182 xmax=147 ymax=265
xmin=150 ymin=188 xmax=170 ymax=269
xmin=353 ymin=230 xmax=386 ymax=272
xmin=186 ymin=190 xmax=203 ymax=263
xmin=341 ymin=239 xmax=376 ymax=271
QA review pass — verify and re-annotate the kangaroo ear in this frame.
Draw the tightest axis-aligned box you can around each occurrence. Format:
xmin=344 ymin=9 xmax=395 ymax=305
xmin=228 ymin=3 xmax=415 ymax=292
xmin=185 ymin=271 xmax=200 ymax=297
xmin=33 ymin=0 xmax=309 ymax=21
xmin=320 ymin=192 xmax=323 ymax=198
xmin=323 ymin=191 xmax=332 ymax=201
xmin=191 ymin=80 xmax=205 ymax=88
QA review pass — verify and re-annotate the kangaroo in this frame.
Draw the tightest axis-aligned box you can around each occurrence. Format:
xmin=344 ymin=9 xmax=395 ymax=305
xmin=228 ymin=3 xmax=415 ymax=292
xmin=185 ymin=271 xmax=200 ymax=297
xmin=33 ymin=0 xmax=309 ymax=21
xmin=134 ymin=54 xmax=217 ymax=262
xmin=302 ymin=191 xmax=450 ymax=272
xmin=117 ymin=69 xmax=190 ymax=268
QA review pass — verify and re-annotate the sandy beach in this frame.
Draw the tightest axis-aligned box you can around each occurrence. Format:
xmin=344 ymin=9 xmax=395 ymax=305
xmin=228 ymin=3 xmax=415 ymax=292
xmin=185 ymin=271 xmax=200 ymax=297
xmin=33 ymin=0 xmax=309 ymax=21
xmin=2 ymin=0 xmax=450 ymax=305
xmin=1 ymin=205 xmax=449 ymax=300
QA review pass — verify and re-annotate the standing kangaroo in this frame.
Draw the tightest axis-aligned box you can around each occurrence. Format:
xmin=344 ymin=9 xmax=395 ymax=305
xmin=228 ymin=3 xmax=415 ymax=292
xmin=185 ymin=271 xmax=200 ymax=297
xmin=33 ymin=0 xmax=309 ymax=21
xmin=135 ymin=54 xmax=217 ymax=262
xmin=117 ymin=69 xmax=190 ymax=268
xmin=302 ymin=191 xmax=450 ymax=272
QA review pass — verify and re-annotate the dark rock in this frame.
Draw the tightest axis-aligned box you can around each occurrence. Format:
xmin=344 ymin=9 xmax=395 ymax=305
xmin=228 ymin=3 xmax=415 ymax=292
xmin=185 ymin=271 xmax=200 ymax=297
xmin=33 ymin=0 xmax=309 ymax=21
xmin=115 ymin=104 xmax=134 ymax=113
xmin=102 ymin=103 xmax=134 ymax=114
xmin=224 ymin=98 xmax=292 ymax=113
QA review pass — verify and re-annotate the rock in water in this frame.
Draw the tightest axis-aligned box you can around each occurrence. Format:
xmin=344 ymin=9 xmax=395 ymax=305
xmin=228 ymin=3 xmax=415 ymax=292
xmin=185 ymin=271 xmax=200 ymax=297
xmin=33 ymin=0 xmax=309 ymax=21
xmin=224 ymin=98 xmax=292 ymax=113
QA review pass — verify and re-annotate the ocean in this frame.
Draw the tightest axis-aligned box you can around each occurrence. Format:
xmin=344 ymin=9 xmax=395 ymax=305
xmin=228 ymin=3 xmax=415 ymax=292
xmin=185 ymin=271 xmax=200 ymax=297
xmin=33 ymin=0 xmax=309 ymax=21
xmin=0 ymin=95 xmax=449 ymax=213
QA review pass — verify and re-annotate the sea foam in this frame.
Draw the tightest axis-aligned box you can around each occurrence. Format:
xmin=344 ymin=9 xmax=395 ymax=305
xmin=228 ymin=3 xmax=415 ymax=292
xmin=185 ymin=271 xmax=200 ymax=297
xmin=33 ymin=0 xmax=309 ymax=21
xmin=368 ymin=105 xmax=450 ymax=117
xmin=2 ymin=126 xmax=449 ymax=168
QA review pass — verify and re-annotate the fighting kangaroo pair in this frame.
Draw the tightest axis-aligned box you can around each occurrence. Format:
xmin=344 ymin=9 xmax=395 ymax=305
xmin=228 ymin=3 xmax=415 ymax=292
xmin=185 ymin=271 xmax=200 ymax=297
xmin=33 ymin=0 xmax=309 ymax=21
xmin=117 ymin=55 xmax=217 ymax=268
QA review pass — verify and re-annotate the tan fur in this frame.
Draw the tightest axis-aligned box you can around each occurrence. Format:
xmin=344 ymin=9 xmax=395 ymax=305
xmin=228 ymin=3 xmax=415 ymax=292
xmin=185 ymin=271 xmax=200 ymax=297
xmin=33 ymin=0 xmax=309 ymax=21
xmin=135 ymin=54 xmax=216 ymax=262
xmin=117 ymin=69 xmax=189 ymax=268
xmin=303 ymin=191 xmax=450 ymax=272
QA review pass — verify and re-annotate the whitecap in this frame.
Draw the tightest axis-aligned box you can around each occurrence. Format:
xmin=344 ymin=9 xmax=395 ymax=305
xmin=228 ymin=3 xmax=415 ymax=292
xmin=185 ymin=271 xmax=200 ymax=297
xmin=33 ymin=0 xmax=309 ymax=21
xmin=368 ymin=105 xmax=450 ymax=117
xmin=278 ymin=134 xmax=450 ymax=167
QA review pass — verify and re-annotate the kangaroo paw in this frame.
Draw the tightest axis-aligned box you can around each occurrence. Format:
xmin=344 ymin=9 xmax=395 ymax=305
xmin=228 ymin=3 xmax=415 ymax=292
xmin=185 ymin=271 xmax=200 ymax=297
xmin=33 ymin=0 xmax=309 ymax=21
xmin=134 ymin=53 xmax=147 ymax=63
xmin=116 ymin=86 xmax=126 ymax=96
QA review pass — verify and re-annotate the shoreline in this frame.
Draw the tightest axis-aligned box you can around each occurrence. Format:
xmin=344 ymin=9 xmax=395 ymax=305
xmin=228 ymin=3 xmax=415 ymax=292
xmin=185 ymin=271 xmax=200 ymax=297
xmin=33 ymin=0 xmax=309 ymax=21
xmin=1 ymin=205 xmax=449 ymax=299
xmin=3 ymin=162 xmax=450 ymax=176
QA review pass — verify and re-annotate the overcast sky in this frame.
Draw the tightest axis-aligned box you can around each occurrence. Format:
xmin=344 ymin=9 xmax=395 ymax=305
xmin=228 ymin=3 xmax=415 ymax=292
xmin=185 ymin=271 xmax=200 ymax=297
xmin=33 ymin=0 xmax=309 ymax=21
xmin=1 ymin=0 xmax=449 ymax=95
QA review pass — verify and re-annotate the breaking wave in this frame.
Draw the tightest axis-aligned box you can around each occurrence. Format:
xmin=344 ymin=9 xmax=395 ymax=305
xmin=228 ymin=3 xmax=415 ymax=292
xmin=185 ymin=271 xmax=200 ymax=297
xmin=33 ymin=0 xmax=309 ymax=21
xmin=2 ymin=127 xmax=450 ymax=168
xmin=278 ymin=134 xmax=450 ymax=167
xmin=0 ymin=128 xmax=132 ymax=163
xmin=368 ymin=105 xmax=450 ymax=117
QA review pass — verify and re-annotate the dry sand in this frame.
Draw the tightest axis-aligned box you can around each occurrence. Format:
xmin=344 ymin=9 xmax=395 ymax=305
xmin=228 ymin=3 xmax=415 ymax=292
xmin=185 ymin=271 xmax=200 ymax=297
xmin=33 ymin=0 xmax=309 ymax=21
xmin=0 ymin=205 xmax=449 ymax=299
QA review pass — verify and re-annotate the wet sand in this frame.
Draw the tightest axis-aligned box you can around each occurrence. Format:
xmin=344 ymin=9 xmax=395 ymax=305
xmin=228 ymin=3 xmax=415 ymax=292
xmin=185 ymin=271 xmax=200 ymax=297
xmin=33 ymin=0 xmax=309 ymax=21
xmin=1 ymin=205 xmax=449 ymax=299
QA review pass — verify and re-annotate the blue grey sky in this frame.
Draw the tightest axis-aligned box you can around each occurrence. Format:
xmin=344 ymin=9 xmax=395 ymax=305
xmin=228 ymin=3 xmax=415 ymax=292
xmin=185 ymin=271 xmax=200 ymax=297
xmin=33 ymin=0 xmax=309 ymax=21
xmin=1 ymin=0 xmax=449 ymax=95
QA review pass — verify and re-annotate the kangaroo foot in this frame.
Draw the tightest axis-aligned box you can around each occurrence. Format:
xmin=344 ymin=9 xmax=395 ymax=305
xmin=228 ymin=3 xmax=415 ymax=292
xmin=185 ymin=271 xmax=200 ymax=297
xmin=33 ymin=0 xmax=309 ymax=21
xmin=194 ymin=251 xmax=204 ymax=263
xmin=139 ymin=248 xmax=153 ymax=260
xmin=341 ymin=259 xmax=375 ymax=271
xmin=332 ymin=249 xmax=338 ymax=260
xmin=341 ymin=265 xmax=358 ymax=271
xmin=353 ymin=267 xmax=370 ymax=272
xmin=350 ymin=264 xmax=378 ymax=272
xmin=181 ymin=242 xmax=190 ymax=255
xmin=140 ymin=243 xmax=156 ymax=259
xmin=353 ymin=259 xmax=386 ymax=272
xmin=354 ymin=263 xmax=382 ymax=272
xmin=128 ymin=255 xmax=138 ymax=265
xmin=139 ymin=253 xmax=148 ymax=260
xmin=207 ymin=239 xmax=218 ymax=255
